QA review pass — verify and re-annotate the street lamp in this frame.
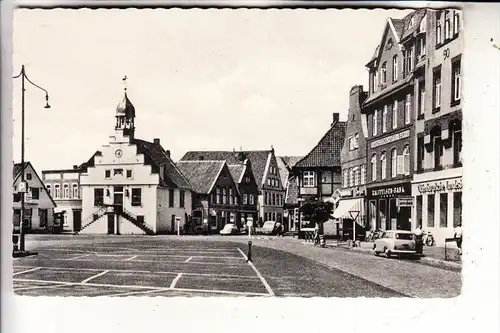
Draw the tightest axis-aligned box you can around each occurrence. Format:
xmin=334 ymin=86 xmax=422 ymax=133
xmin=13 ymin=65 xmax=51 ymax=253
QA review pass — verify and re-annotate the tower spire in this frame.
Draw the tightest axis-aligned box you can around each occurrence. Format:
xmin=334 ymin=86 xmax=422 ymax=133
xmin=122 ymin=75 xmax=128 ymax=92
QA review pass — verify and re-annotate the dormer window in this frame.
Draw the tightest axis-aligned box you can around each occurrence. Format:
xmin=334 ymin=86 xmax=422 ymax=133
xmin=113 ymin=169 xmax=123 ymax=176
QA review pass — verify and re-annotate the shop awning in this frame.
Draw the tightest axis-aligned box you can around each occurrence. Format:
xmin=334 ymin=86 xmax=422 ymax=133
xmin=333 ymin=198 xmax=364 ymax=219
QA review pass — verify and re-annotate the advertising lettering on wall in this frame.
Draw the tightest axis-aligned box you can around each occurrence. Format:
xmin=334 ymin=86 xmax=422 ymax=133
xmin=368 ymin=183 xmax=411 ymax=198
xmin=370 ymin=129 xmax=411 ymax=149
xmin=417 ymin=178 xmax=463 ymax=195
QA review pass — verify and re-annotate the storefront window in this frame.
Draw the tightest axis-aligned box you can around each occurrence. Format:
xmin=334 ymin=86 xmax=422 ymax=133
xmin=416 ymin=195 xmax=423 ymax=227
xmin=379 ymin=199 xmax=387 ymax=230
xmin=440 ymin=193 xmax=448 ymax=227
xmin=453 ymin=192 xmax=462 ymax=227
xmin=427 ymin=194 xmax=435 ymax=227
xmin=389 ymin=199 xmax=397 ymax=230
xmin=369 ymin=200 xmax=377 ymax=230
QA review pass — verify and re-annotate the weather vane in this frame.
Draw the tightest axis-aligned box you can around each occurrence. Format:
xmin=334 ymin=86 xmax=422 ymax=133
xmin=122 ymin=75 xmax=128 ymax=91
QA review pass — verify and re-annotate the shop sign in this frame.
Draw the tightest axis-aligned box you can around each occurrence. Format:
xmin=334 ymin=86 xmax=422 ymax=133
xmin=370 ymin=129 xmax=411 ymax=149
xmin=397 ymin=197 xmax=414 ymax=207
xmin=368 ymin=183 xmax=411 ymax=198
xmin=417 ymin=178 xmax=463 ymax=194
xmin=339 ymin=189 xmax=353 ymax=197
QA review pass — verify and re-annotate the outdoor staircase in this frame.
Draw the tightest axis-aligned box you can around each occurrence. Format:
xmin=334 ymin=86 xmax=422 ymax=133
xmin=74 ymin=206 xmax=108 ymax=235
xmin=117 ymin=207 xmax=155 ymax=235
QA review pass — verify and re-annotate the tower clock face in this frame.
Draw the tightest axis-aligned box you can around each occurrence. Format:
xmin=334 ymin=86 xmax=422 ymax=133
xmin=115 ymin=149 xmax=123 ymax=158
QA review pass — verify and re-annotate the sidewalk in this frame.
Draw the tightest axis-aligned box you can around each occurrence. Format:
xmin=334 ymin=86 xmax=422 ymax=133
xmin=324 ymin=240 xmax=462 ymax=270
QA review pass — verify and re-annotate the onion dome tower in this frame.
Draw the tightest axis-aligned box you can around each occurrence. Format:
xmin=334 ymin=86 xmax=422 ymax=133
xmin=115 ymin=75 xmax=135 ymax=139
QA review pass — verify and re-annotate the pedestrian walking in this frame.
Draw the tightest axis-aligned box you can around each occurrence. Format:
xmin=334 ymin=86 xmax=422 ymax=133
xmin=413 ymin=224 xmax=424 ymax=255
xmin=454 ymin=223 xmax=463 ymax=255
xmin=314 ymin=223 xmax=320 ymax=245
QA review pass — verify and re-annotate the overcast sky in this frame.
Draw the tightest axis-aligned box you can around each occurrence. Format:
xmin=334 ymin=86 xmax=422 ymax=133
xmin=12 ymin=8 xmax=412 ymax=171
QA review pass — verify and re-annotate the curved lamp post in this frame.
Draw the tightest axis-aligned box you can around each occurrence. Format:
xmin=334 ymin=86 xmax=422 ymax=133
xmin=13 ymin=65 xmax=51 ymax=253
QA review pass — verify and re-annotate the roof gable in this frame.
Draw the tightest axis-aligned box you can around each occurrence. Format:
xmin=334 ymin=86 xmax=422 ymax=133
xmin=180 ymin=150 xmax=272 ymax=190
xmin=175 ymin=160 xmax=226 ymax=194
xmin=294 ymin=121 xmax=346 ymax=169
xmin=13 ymin=162 xmax=57 ymax=208
xmin=132 ymin=138 xmax=191 ymax=190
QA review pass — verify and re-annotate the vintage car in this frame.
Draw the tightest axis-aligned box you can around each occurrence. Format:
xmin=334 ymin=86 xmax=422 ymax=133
xmin=219 ymin=223 xmax=239 ymax=236
xmin=373 ymin=230 xmax=416 ymax=258
xmin=261 ymin=221 xmax=279 ymax=235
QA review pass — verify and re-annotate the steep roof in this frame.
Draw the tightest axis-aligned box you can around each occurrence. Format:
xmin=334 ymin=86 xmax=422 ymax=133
xmin=79 ymin=151 xmax=102 ymax=171
xmin=181 ymin=150 xmax=271 ymax=189
xmin=13 ymin=161 xmax=57 ymax=207
xmin=276 ymin=157 xmax=289 ymax=189
xmin=294 ymin=121 xmax=346 ymax=169
xmin=132 ymin=138 xmax=192 ymax=190
xmin=176 ymin=160 xmax=225 ymax=194
xmin=228 ymin=164 xmax=245 ymax=184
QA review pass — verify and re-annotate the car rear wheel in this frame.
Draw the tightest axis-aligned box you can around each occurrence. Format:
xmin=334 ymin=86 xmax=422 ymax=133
xmin=384 ymin=247 xmax=391 ymax=258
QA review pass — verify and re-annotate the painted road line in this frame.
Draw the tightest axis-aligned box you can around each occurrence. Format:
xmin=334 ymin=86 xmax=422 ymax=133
xmin=169 ymin=273 xmax=183 ymax=289
xmin=14 ymin=278 xmax=165 ymax=290
xmin=18 ymin=257 xmax=245 ymax=266
xmin=13 ymin=265 xmax=259 ymax=279
xmin=106 ymin=288 xmax=168 ymax=297
xmin=123 ymin=255 xmax=138 ymax=261
xmin=237 ymin=247 xmax=275 ymax=297
xmin=38 ymin=248 xmax=98 ymax=254
xmin=13 ymin=267 xmax=42 ymax=276
xmin=67 ymin=254 xmax=92 ymax=261
xmin=81 ymin=270 xmax=110 ymax=284
xmin=171 ymin=287 xmax=270 ymax=297
xmin=14 ymin=284 xmax=67 ymax=292
xmin=185 ymin=257 xmax=193 ymax=263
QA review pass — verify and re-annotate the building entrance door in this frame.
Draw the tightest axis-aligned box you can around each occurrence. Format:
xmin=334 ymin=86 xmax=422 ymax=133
xmin=113 ymin=186 xmax=124 ymax=207
xmin=73 ymin=210 xmax=82 ymax=232
xmin=107 ymin=214 xmax=114 ymax=234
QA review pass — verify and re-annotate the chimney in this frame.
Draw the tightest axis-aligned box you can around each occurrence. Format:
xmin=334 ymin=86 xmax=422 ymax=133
xmin=166 ymin=150 xmax=171 ymax=157
xmin=349 ymin=85 xmax=365 ymax=118
xmin=153 ymin=138 xmax=160 ymax=145
xmin=331 ymin=113 xmax=340 ymax=127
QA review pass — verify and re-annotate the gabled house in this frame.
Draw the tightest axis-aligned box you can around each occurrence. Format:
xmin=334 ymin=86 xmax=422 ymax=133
xmin=176 ymin=160 xmax=241 ymax=232
xmin=13 ymin=162 xmax=56 ymax=232
xmin=334 ymin=85 xmax=369 ymax=229
xmin=181 ymin=148 xmax=285 ymax=226
xmin=78 ymin=89 xmax=193 ymax=235
xmin=292 ymin=113 xmax=346 ymax=228
xmin=363 ymin=12 xmax=418 ymax=232
xmin=227 ymin=159 xmax=259 ymax=227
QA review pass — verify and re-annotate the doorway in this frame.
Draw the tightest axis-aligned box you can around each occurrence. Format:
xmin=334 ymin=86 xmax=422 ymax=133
xmin=73 ymin=210 xmax=82 ymax=232
xmin=113 ymin=186 xmax=124 ymax=207
xmin=107 ymin=214 xmax=115 ymax=234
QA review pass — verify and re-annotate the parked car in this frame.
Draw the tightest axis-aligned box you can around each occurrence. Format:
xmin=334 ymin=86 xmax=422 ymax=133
xmin=219 ymin=223 xmax=239 ymax=236
xmin=373 ymin=230 xmax=416 ymax=258
xmin=261 ymin=221 xmax=278 ymax=235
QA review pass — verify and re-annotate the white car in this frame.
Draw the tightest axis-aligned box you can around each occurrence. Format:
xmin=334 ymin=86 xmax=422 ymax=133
xmin=373 ymin=230 xmax=416 ymax=258
xmin=219 ymin=223 xmax=238 ymax=236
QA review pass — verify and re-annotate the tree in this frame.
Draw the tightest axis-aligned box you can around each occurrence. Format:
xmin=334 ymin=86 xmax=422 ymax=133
xmin=300 ymin=198 xmax=334 ymax=233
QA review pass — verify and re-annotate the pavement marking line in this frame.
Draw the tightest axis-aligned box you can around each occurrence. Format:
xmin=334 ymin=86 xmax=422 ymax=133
xmin=37 ymin=248 xmax=98 ymax=254
xmin=66 ymin=254 xmax=92 ymax=261
xmin=171 ymin=287 xmax=270 ymax=297
xmin=14 ymin=284 xmax=68 ymax=292
xmin=13 ymin=265 xmax=259 ymax=279
xmin=18 ymin=257 xmax=244 ymax=266
xmin=81 ymin=270 xmax=110 ymax=284
xmin=237 ymin=247 xmax=275 ymax=297
xmin=185 ymin=257 xmax=193 ymax=263
xmin=169 ymin=273 xmax=183 ymax=289
xmin=106 ymin=288 xmax=168 ymax=297
xmin=13 ymin=278 xmax=165 ymax=290
xmin=123 ymin=255 xmax=138 ymax=261
xmin=13 ymin=267 xmax=42 ymax=276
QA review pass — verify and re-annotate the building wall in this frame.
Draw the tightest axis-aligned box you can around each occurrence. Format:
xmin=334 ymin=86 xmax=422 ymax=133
xmin=13 ymin=163 xmax=55 ymax=230
xmin=43 ymin=169 xmax=82 ymax=231
xmin=411 ymin=9 xmax=463 ymax=245
xmin=156 ymin=187 xmax=192 ymax=233
xmin=260 ymin=152 xmax=285 ymax=223
xmin=80 ymin=133 xmax=161 ymax=234
xmin=238 ymin=162 xmax=259 ymax=220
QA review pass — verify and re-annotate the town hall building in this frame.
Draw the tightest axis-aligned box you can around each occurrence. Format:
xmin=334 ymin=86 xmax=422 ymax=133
xmin=78 ymin=88 xmax=193 ymax=235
